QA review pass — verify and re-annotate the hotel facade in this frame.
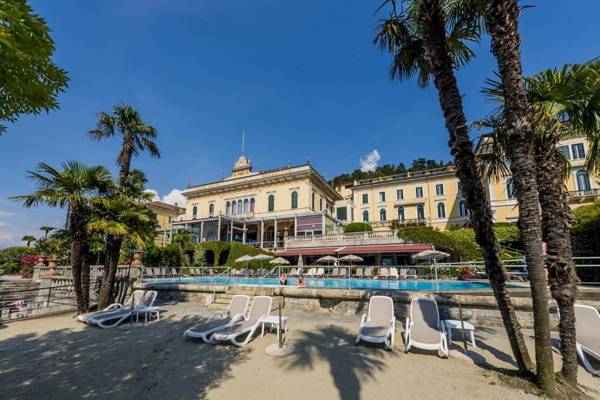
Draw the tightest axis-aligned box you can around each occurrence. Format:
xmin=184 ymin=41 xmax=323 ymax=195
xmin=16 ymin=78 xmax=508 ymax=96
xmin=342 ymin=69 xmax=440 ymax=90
xmin=153 ymin=136 xmax=598 ymax=263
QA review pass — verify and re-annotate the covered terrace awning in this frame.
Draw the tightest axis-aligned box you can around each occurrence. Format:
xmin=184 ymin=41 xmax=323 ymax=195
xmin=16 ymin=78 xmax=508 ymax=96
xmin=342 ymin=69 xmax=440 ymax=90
xmin=275 ymin=243 xmax=433 ymax=257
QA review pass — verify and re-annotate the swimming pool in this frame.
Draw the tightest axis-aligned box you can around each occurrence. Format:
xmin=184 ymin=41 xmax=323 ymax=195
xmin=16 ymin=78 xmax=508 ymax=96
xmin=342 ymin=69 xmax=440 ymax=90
xmin=147 ymin=276 xmax=497 ymax=292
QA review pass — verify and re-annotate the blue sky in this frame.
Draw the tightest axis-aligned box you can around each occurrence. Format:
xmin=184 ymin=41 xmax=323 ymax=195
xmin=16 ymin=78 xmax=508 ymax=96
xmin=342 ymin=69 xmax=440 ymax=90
xmin=1 ymin=0 xmax=599 ymax=247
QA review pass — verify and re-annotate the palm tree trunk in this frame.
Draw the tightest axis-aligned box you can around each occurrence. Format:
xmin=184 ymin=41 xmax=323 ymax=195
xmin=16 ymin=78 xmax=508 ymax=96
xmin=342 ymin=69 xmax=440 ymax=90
xmin=535 ymin=138 xmax=579 ymax=384
xmin=418 ymin=0 xmax=533 ymax=374
xmin=98 ymin=236 xmax=123 ymax=309
xmin=118 ymin=143 xmax=133 ymax=187
xmin=68 ymin=204 xmax=87 ymax=314
xmin=485 ymin=1 xmax=556 ymax=395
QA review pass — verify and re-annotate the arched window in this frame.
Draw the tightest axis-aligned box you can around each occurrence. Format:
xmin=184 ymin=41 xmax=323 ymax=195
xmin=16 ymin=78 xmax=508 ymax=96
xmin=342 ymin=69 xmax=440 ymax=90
xmin=208 ymin=204 xmax=214 ymax=217
xmin=231 ymin=200 xmax=237 ymax=215
xmin=250 ymin=198 xmax=255 ymax=213
xmin=379 ymin=208 xmax=387 ymax=221
xmin=362 ymin=210 xmax=369 ymax=222
xmin=506 ymin=177 xmax=516 ymax=199
xmin=437 ymin=202 xmax=446 ymax=218
xmin=237 ymin=201 xmax=243 ymax=214
xmin=226 ymin=201 xmax=231 ymax=215
xmin=417 ymin=204 xmax=425 ymax=221
xmin=398 ymin=206 xmax=405 ymax=221
xmin=576 ymin=170 xmax=591 ymax=191
xmin=268 ymin=194 xmax=275 ymax=212
xmin=291 ymin=191 xmax=298 ymax=209
xmin=192 ymin=206 xmax=197 ymax=219
xmin=243 ymin=198 xmax=249 ymax=213
xmin=459 ymin=200 xmax=467 ymax=217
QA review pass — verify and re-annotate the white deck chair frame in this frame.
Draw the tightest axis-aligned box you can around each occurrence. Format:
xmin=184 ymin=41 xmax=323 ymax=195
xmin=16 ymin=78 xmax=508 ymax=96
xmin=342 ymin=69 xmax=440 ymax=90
xmin=355 ymin=296 xmax=396 ymax=350
xmin=89 ymin=290 xmax=157 ymax=329
xmin=210 ymin=296 xmax=272 ymax=347
xmin=404 ymin=297 xmax=448 ymax=357
xmin=75 ymin=290 xmax=144 ymax=323
xmin=183 ymin=295 xmax=249 ymax=342
xmin=573 ymin=304 xmax=600 ymax=375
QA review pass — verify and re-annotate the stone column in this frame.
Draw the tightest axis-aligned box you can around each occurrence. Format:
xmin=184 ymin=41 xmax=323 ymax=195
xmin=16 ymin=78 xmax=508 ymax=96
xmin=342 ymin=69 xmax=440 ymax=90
xmin=274 ymin=217 xmax=278 ymax=249
xmin=260 ymin=219 xmax=264 ymax=248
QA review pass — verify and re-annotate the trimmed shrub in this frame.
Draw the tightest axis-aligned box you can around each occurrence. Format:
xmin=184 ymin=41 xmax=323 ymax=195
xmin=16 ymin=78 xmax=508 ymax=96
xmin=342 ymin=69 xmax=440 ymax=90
xmin=344 ymin=222 xmax=373 ymax=233
xmin=0 ymin=246 xmax=37 ymax=274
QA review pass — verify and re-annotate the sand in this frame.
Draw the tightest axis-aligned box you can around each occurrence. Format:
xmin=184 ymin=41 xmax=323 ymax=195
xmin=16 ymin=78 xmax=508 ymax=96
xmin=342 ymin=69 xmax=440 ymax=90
xmin=0 ymin=302 xmax=598 ymax=400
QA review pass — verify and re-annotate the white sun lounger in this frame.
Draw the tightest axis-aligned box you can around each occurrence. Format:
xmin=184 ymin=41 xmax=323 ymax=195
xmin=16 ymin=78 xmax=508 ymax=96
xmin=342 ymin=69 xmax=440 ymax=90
xmin=574 ymin=304 xmax=600 ymax=375
xmin=389 ymin=268 xmax=399 ymax=280
xmin=210 ymin=296 xmax=272 ymax=347
xmin=404 ymin=297 xmax=448 ymax=357
xmin=75 ymin=290 xmax=145 ymax=324
xmin=183 ymin=295 xmax=249 ymax=342
xmin=88 ymin=290 xmax=158 ymax=329
xmin=356 ymin=296 xmax=396 ymax=350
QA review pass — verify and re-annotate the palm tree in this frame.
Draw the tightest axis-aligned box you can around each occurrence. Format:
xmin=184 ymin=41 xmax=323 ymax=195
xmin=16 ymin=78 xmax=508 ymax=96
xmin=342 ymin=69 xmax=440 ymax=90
xmin=477 ymin=59 xmax=600 ymax=385
xmin=12 ymin=162 xmax=112 ymax=313
xmin=374 ymin=0 xmax=533 ymax=374
xmin=88 ymin=104 xmax=160 ymax=186
xmin=484 ymin=1 xmax=556 ymax=394
xmin=40 ymin=225 xmax=55 ymax=239
xmin=21 ymin=235 xmax=36 ymax=247
xmin=88 ymin=195 xmax=156 ymax=308
xmin=173 ymin=230 xmax=193 ymax=268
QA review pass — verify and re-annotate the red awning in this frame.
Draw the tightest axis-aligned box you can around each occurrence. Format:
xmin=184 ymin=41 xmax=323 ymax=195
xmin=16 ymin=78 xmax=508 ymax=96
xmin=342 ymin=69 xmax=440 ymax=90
xmin=276 ymin=243 xmax=433 ymax=256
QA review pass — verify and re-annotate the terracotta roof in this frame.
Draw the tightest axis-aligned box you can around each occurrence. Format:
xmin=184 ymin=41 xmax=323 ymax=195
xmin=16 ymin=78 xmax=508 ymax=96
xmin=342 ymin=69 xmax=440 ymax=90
xmin=275 ymin=243 xmax=433 ymax=256
xmin=148 ymin=201 xmax=185 ymax=213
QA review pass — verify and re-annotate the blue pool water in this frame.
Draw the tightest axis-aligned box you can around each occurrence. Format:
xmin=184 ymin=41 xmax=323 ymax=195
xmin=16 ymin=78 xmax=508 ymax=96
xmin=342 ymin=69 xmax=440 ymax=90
xmin=148 ymin=277 xmax=496 ymax=292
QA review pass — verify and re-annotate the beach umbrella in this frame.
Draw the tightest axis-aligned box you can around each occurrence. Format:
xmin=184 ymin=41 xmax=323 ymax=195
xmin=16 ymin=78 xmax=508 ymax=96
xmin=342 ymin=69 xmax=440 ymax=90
xmin=270 ymin=257 xmax=290 ymax=265
xmin=412 ymin=250 xmax=449 ymax=283
xmin=251 ymin=254 xmax=273 ymax=270
xmin=316 ymin=255 xmax=337 ymax=265
xmin=339 ymin=254 xmax=363 ymax=263
xmin=235 ymin=255 xmax=254 ymax=263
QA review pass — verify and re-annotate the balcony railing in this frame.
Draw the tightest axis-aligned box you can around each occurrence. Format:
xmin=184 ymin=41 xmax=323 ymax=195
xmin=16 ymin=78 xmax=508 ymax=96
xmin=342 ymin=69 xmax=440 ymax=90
xmin=284 ymin=230 xmax=402 ymax=248
xmin=567 ymin=189 xmax=600 ymax=199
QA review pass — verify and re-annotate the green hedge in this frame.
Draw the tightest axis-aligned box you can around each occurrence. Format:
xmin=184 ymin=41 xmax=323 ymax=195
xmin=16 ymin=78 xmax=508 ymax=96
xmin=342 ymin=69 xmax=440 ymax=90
xmin=344 ymin=222 xmax=373 ymax=233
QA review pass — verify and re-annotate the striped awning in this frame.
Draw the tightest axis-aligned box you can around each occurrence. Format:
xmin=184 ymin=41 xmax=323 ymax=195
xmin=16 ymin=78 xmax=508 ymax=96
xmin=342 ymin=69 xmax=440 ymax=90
xmin=275 ymin=243 xmax=433 ymax=256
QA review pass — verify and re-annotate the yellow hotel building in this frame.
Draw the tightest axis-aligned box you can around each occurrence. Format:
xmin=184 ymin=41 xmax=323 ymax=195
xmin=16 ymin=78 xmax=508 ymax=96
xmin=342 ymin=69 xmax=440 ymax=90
xmin=170 ymin=155 xmax=342 ymax=249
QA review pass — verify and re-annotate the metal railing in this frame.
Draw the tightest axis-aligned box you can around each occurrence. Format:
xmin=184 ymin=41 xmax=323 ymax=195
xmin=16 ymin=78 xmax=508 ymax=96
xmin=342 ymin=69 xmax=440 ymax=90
xmin=566 ymin=188 xmax=600 ymax=198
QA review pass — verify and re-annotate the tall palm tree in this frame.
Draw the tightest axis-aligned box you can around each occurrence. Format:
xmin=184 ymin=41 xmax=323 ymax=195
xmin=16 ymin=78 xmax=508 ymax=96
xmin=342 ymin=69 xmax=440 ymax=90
xmin=12 ymin=162 xmax=112 ymax=313
xmin=374 ymin=0 xmax=533 ymax=374
xmin=477 ymin=59 xmax=600 ymax=384
xmin=88 ymin=104 xmax=160 ymax=186
xmin=89 ymin=106 xmax=159 ymax=303
xmin=21 ymin=235 xmax=36 ymax=247
xmin=40 ymin=225 xmax=55 ymax=239
xmin=88 ymin=195 xmax=156 ymax=308
xmin=484 ymin=1 xmax=556 ymax=394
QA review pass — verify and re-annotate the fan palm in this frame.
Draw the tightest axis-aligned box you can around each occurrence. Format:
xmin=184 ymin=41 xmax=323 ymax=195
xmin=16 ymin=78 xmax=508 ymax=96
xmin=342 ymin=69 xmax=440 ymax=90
xmin=12 ymin=162 xmax=112 ymax=313
xmin=173 ymin=230 xmax=193 ymax=268
xmin=476 ymin=59 xmax=600 ymax=384
xmin=40 ymin=225 xmax=55 ymax=239
xmin=88 ymin=195 xmax=156 ymax=308
xmin=88 ymin=104 xmax=160 ymax=186
xmin=374 ymin=0 xmax=533 ymax=373
xmin=21 ymin=235 xmax=36 ymax=247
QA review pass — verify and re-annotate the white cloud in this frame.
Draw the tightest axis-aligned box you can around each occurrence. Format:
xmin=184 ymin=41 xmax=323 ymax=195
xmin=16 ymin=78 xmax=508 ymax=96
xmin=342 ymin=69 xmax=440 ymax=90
xmin=0 ymin=210 xmax=15 ymax=217
xmin=145 ymin=188 xmax=187 ymax=207
xmin=360 ymin=150 xmax=381 ymax=172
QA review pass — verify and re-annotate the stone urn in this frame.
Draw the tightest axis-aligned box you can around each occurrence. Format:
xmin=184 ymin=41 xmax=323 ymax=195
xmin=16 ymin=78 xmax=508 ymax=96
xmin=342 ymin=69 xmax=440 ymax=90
xmin=131 ymin=251 xmax=142 ymax=266
xmin=47 ymin=258 xmax=60 ymax=275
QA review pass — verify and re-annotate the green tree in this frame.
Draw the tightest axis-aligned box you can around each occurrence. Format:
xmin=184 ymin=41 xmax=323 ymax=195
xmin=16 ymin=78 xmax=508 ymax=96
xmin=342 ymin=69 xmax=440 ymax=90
xmin=374 ymin=0 xmax=533 ymax=374
xmin=88 ymin=104 xmax=160 ymax=186
xmin=477 ymin=59 xmax=600 ymax=385
xmin=0 ymin=0 xmax=69 ymax=135
xmin=12 ymin=161 xmax=112 ymax=313
xmin=21 ymin=235 xmax=35 ymax=247
xmin=344 ymin=222 xmax=373 ymax=233
xmin=39 ymin=225 xmax=55 ymax=239
xmin=172 ymin=230 xmax=192 ymax=267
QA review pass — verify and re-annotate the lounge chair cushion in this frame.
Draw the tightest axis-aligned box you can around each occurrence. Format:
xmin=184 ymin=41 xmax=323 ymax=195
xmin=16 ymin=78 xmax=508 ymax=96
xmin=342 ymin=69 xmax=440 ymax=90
xmin=361 ymin=320 xmax=391 ymax=338
xmin=411 ymin=299 xmax=442 ymax=344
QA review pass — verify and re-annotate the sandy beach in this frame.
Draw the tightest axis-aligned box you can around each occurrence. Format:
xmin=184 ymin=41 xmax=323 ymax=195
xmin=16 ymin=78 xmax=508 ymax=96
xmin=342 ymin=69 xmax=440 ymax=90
xmin=0 ymin=302 xmax=598 ymax=400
